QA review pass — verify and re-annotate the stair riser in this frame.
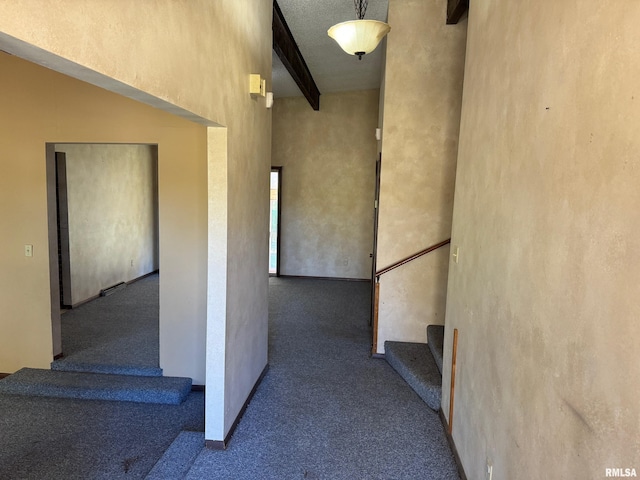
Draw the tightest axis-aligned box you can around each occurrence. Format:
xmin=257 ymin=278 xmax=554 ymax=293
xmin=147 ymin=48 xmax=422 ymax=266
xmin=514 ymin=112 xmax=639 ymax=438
xmin=0 ymin=368 xmax=191 ymax=406
xmin=0 ymin=388 xmax=186 ymax=405
xmin=384 ymin=341 xmax=442 ymax=411
xmin=51 ymin=362 xmax=163 ymax=377
xmin=427 ymin=325 xmax=445 ymax=376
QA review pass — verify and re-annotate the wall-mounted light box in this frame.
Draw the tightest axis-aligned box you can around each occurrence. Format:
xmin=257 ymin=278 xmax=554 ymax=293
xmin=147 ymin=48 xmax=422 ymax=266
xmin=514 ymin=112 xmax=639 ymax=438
xmin=249 ymin=74 xmax=266 ymax=97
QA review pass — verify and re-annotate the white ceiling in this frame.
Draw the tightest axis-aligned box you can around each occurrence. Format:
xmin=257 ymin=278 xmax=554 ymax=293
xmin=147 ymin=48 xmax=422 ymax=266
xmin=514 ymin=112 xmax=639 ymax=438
xmin=272 ymin=0 xmax=390 ymax=99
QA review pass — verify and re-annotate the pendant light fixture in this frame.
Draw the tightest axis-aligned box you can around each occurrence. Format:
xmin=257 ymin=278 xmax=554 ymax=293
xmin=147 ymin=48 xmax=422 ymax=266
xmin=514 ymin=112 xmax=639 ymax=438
xmin=327 ymin=0 xmax=391 ymax=60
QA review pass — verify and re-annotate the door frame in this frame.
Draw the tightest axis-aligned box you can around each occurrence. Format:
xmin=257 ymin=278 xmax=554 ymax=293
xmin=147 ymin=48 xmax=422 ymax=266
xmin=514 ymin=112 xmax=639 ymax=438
xmin=370 ymin=153 xmax=382 ymax=327
xmin=270 ymin=167 xmax=282 ymax=276
xmin=55 ymin=151 xmax=73 ymax=309
xmin=45 ymin=145 xmax=63 ymax=357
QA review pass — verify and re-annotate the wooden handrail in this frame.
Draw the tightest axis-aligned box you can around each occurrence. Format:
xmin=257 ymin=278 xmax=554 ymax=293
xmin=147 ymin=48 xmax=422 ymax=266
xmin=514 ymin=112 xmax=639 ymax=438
xmin=375 ymin=238 xmax=451 ymax=279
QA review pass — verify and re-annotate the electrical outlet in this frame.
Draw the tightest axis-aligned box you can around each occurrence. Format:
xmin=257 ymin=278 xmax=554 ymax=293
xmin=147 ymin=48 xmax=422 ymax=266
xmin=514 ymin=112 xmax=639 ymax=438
xmin=487 ymin=459 xmax=493 ymax=480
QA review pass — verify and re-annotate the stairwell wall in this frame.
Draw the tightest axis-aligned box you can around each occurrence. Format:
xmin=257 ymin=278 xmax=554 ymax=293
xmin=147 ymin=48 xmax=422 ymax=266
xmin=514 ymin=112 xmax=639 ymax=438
xmin=442 ymin=1 xmax=640 ymax=478
xmin=375 ymin=0 xmax=467 ymax=352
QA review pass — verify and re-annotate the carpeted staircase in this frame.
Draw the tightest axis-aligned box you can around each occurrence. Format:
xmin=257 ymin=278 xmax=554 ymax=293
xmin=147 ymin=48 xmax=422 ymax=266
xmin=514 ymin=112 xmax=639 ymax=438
xmin=384 ymin=324 xmax=444 ymax=411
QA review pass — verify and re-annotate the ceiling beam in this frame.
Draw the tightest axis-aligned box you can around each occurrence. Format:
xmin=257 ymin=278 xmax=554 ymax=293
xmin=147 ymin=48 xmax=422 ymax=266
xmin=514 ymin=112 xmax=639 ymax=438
xmin=447 ymin=0 xmax=469 ymax=24
xmin=273 ymin=0 xmax=321 ymax=110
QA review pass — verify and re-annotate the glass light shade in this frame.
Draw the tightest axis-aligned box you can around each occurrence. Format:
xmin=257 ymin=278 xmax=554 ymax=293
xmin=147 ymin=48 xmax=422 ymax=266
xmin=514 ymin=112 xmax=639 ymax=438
xmin=327 ymin=19 xmax=391 ymax=58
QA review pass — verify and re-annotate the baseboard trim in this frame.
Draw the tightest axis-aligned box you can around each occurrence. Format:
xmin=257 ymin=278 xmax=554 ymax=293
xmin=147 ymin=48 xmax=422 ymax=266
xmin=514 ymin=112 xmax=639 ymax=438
xmin=0 ymin=373 xmax=10 ymax=380
xmin=371 ymin=353 xmax=385 ymax=360
xmin=99 ymin=282 xmax=126 ymax=297
xmin=68 ymin=270 xmax=160 ymax=309
xmin=126 ymin=269 xmax=159 ymax=285
xmin=205 ymin=440 xmax=224 ymax=450
xmin=70 ymin=294 xmax=100 ymax=309
xmin=205 ymin=364 xmax=269 ymax=450
xmin=278 ymin=274 xmax=369 ymax=282
xmin=439 ymin=409 xmax=467 ymax=480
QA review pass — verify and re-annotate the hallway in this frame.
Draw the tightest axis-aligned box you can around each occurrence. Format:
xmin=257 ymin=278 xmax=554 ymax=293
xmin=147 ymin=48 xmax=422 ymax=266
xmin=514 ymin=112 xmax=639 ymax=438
xmin=183 ymin=277 xmax=459 ymax=479
xmin=0 ymin=277 xmax=458 ymax=479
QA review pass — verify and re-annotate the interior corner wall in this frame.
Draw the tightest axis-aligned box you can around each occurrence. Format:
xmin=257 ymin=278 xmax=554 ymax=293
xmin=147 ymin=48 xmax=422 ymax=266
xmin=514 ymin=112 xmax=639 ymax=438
xmin=375 ymin=0 xmax=467 ymax=352
xmin=54 ymin=144 xmax=158 ymax=305
xmin=271 ymin=90 xmax=379 ymax=279
xmin=442 ymin=1 xmax=640 ymax=479
xmin=377 ymin=38 xmax=387 ymax=156
xmin=0 ymin=52 xmax=206 ymax=379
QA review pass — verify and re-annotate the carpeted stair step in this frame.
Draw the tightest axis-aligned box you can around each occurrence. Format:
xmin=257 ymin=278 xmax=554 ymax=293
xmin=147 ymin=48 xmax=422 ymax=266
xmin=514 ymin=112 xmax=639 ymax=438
xmin=0 ymin=368 xmax=191 ymax=405
xmin=384 ymin=341 xmax=441 ymax=410
xmin=146 ymin=431 xmax=205 ymax=480
xmin=51 ymin=359 xmax=163 ymax=377
xmin=427 ymin=324 xmax=445 ymax=376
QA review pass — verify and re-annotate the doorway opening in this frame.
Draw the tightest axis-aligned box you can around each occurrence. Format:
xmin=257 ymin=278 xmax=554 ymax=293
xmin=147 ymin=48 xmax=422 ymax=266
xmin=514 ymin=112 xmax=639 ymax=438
xmin=54 ymin=151 xmax=73 ymax=310
xmin=46 ymin=143 xmax=160 ymax=371
xmin=269 ymin=167 xmax=282 ymax=276
xmin=371 ymin=153 xmax=382 ymax=351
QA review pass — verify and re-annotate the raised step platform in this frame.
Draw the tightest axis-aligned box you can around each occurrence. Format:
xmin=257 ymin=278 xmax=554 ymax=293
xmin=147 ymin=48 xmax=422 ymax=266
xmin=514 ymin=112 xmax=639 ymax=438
xmin=384 ymin=341 xmax=441 ymax=410
xmin=51 ymin=359 xmax=163 ymax=377
xmin=146 ymin=431 xmax=205 ymax=480
xmin=0 ymin=368 xmax=191 ymax=405
xmin=427 ymin=325 xmax=445 ymax=376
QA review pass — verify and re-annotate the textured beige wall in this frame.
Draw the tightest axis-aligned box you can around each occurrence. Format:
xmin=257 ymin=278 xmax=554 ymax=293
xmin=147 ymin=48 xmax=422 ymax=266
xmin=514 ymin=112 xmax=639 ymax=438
xmin=443 ymin=1 xmax=640 ymax=478
xmin=0 ymin=0 xmax=272 ymax=442
xmin=375 ymin=0 xmax=467 ymax=352
xmin=272 ymin=90 xmax=379 ymax=279
xmin=0 ymin=53 xmax=205 ymax=378
xmin=55 ymin=144 xmax=158 ymax=304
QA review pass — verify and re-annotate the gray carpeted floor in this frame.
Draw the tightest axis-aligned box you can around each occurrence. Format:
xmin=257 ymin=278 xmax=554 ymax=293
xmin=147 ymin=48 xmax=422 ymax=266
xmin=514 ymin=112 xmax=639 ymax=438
xmin=52 ymin=274 xmax=161 ymax=376
xmin=184 ymin=277 xmax=460 ymax=480
xmin=0 ymin=276 xmax=459 ymax=479
xmin=0 ymin=392 xmax=204 ymax=479
xmin=0 ymin=273 xmax=203 ymax=480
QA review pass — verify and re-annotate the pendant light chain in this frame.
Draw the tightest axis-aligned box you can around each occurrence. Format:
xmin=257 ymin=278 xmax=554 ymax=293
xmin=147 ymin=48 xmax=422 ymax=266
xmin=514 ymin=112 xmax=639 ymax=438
xmin=354 ymin=0 xmax=368 ymax=20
